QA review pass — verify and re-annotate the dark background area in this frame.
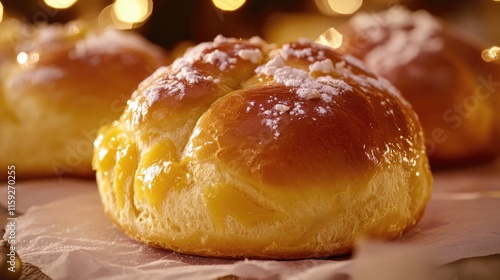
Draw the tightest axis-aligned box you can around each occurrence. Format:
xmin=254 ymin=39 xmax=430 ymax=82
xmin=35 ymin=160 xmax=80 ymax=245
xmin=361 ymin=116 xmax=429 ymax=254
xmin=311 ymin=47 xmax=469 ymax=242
xmin=1 ymin=0 xmax=499 ymax=50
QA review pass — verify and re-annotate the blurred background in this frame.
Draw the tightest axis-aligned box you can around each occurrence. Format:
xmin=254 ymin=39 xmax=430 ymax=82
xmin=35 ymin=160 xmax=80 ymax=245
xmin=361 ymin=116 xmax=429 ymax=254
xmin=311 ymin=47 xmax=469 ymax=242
xmin=0 ymin=0 xmax=498 ymax=51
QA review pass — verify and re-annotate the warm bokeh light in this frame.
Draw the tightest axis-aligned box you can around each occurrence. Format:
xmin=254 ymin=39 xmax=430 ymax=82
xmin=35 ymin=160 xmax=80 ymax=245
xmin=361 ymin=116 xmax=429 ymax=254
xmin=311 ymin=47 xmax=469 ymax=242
xmin=315 ymin=0 xmax=363 ymax=15
xmin=17 ymin=52 xmax=28 ymax=64
xmin=114 ymin=0 xmax=152 ymax=24
xmin=99 ymin=0 xmax=153 ymax=30
xmin=315 ymin=27 xmax=343 ymax=49
xmin=212 ymin=0 xmax=246 ymax=11
xmin=482 ymin=46 xmax=500 ymax=62
xmin=98 ymin=4 xmax=134 ymax=29
xmin=44 ymin=0 xmax=78 ymax=9
xmin=0 ymin=1 xmax=3 ymax=23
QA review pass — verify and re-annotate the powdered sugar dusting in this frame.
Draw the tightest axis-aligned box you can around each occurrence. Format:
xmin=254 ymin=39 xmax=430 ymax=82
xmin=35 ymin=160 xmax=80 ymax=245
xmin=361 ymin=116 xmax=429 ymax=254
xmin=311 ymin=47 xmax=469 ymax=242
xmin=338 ymin=65 xmax=405 ymax=103
xmin=175 ymin=67 xmax=204 ymax=84
xmin=349 ymin=6 xmax=444 ymax=77
xmin=144 ymin=83 xmax=169 ymax=105
xmin=138 ymin=66 xmax=168 ymax=89
xmin=145 ymin=36 xmax=262 ymax=104
xmin=259 ymin=103 xmax=281 ymax=132
xmin=251 ymin=43 xmax=354 ymax=139
xmin=280 ymin=44 xmax=306 ymax=60
xmin=213 ymin=34 xmax=228 ymax=44
xmin=248 ymin=36 xmax=266 ymax=45
xmin=249 ymin=39 xmax=413 ymax=139
xmin=238 ymin=49 xmax=263 ymax=64
xmin=256 ymin=99 xmax=305 ymax=139
xmin=138 ymin=35 xmax=409 ymax=143
xmin=253 ymin=43 xmax=368 ymax=111
xmin=256 ymin=56 xmax=285 ymax=76
xmin=290 ymin=103 xmax=305 ymax=116
xmin=274 ymin=104 xmax=290 ymax=114
xmin=316 ymin=106 xmax=328 ymax=115
xmin=280 ymin=44 xmax=328 ymax=62
xmin=309 ymin=59 xmax=334 ymax=74
xmin=343 ymin=55 xmax=369 ymax=73
xmin=327 ymin=55 xmax=404 ymax=101
xmin=143 ymin=66 xmax=223 ymax=105
xmin=297 ymin=88 xmax=321 ymax=100
xmin=204 ymin=50 xmax=237 ymax=70
xmin=255 ymin=56 xmax=347 ymax=103
xmin=246 ymin=101 xmax=255 ymax=113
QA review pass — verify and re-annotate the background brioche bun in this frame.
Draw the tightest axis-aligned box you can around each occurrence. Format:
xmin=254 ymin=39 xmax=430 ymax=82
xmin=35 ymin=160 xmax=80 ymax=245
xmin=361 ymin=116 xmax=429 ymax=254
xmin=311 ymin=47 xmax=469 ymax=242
xmin=339 ymin=6 xmax=500 ymax=166
xmin=0 ymin=20 xmax=168 ymax=180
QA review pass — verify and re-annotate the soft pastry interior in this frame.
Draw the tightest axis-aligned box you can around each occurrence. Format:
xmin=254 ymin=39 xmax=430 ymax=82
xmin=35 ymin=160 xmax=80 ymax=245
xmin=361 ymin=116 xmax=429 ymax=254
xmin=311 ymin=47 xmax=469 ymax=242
xmin=0 ymin=20 xmax=168 ymax=180
xmin=339 ymin=6 xmax=500 ymax=166
xmin=93 ymin=35 xmax=433 ymax=259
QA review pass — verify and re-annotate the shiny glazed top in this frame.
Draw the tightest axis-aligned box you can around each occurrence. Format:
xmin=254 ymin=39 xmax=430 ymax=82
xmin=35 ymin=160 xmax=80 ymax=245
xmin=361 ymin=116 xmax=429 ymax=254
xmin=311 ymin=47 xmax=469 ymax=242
xmin=95 ymin=35 xmax=430 ymax=206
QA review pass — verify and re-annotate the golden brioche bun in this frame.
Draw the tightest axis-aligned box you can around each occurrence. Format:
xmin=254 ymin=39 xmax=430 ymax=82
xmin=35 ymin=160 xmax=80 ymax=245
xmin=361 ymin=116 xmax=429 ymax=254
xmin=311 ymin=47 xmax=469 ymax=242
xmin=0 ymin=21 xmax=168 ymax=180
xmin=93 ymin=35 xmax=433 ymax=259
xmin=339 ymin=6 xmax=500 ymax=166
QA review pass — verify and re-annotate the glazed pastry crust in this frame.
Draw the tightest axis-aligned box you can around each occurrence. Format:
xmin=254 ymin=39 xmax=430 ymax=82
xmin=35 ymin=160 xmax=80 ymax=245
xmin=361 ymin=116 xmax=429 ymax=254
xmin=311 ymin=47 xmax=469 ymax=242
xmin=93 ymin=35 xmax=433 ymax=259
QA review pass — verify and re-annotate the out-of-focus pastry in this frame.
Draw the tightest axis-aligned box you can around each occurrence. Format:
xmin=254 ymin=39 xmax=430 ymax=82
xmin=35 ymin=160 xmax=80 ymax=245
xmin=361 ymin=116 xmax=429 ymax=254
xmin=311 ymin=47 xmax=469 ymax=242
xmin=0 ymin=20 xmax=168 ymax=180
xmin=339 ymin=6 xmax=500 ymax=166
xmin=93 ymin=35 xmax=433 ymax=259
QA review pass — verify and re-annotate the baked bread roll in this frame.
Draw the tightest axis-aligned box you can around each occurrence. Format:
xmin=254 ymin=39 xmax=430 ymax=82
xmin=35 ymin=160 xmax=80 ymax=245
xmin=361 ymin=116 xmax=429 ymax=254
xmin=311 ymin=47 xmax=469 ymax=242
xmin=93 ymin=35 xmax=433 ymax=259
xmin=339 ymin=6 xmax=500 ymax=166
xmin=0 ymin=21 xmax=168 ymax=180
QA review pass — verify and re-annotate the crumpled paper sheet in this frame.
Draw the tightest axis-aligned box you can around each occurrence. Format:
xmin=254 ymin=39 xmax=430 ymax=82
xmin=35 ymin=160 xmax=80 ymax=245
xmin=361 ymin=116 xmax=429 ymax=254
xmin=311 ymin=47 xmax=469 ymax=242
xmin=5 ymin=159 xmax=500 ymax=280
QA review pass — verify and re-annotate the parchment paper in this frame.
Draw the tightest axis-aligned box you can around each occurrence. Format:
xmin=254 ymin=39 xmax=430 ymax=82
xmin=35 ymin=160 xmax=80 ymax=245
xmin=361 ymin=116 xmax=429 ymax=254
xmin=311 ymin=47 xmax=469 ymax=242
xmin=3 ymin=159 xmax=500 ymax=280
